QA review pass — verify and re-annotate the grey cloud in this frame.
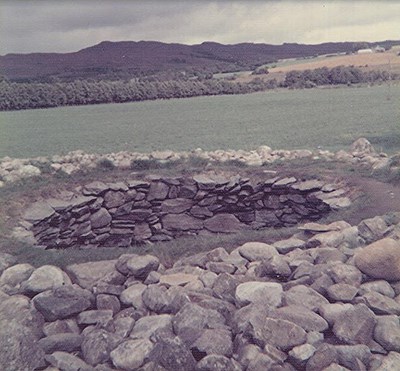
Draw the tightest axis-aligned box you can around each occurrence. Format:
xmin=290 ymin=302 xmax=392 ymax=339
xmin=1 ymin=0 xmax=399 ymax=55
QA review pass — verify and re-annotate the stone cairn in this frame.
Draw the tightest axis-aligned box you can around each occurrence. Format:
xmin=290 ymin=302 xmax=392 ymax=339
xmin=1 ymin=213 xmax=400 ymax=370
xmin=21 ymin=174 xmax=350 ymax=249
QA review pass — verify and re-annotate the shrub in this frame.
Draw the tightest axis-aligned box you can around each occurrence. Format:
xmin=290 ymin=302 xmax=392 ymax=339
xmin=96 ymin=158 xmax=115 ymax=170
xmin=186 ymin=156 xmax=209 ymax=168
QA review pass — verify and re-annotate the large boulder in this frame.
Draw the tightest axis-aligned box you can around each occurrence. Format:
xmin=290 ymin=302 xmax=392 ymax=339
xmin=238 ymin=241 xmax=279 ymax=261
xmin=21 ymin=265 xmax=70 ymax=294
xmin=32 ymin=285 xmax=92 ymax=321
xmin=0 ymin=295 xmax=46 ymax=371
xmin=354 ymin=238 xmax=400 ymax=281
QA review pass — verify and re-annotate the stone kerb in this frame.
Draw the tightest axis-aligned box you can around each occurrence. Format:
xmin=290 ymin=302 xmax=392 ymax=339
xmin=22 ymin=175 xmax=349 ymax=249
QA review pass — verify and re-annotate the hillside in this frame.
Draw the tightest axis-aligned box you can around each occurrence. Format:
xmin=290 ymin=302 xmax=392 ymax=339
xmin=1 ymin=40 xmax=399 ymax=82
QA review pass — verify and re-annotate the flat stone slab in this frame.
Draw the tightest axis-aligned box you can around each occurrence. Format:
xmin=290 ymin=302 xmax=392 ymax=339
xmin=23 ymin=202 xmax=55 ymax=224
xmin=204 ymin=214 xmax=244 ymax=233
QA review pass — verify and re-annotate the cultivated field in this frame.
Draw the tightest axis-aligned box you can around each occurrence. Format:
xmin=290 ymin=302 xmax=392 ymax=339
xmin=235 ymin=46 xmax=400 ymax=83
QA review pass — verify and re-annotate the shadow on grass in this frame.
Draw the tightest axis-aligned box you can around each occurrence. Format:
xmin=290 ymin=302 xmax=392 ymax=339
xmin=12 ymin=227 xmax=298 ymax=269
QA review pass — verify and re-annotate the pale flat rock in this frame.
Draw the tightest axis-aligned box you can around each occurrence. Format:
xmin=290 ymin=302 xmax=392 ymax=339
xmin=130 ymin=314 xmax=173 ymax=340
xmin=333 ymin=304 xmax=377 ymax=345
xmin=359 ymin=280 xmax=395 ymax=298
xmin=120 ymin=283 xmax=147 ymax=308
xmin=374 ymin=315 xmax=400 ymax=352
xmin=374 ymin=352 xmax=400 ymax=370
xmin=33 ymin=285 xmax=92 ymax=322
xmin=22 ymin=265 xmax=70 ymax=293
xmin=358 ymin=216 xmax=389 ymax=244
xmin=273 ymin=238 xmax=306 ymax=254
xmin=0 ymin=263 xmax=35 ymax=293
xmin=161 ymin=198 xmax=194 ymax=213
xmin=238 ymin=241 xmax=278 ymax=261
xmin=77 ymin=310 xmax=113 ymax=325
xmin=319 ymin=303 xmax=354 ymax=326
xmin=90 ymin=208 xmax=111 ymax=229
xmin=83 ymin=181 xmax=109 ymax=196
xmin=38 ymin=333 xmax=82 ymax=354
xmin=284 ymin=285 xmax=329 ymax=311
xmin=45 ymin=351 xmax=94 ymax=371
xmin=110 ymin=339 xmax=154 ymax=370
xmin=270 ymin=305 xmax=329 ymax=332
xmin=159 ymin=273 xmax=199 ymax=287
xmin=235 ymin=281 xmax=282 ymax=307
xmin=65 ymin=260 xmax=124 ymax=290
xmin=204 ymin=214 xmax=244 ymax=233
xmin=23 ymin=202 xmax=55 ymax=224
xmin=363 ymin=291 xmax=400 ymax=315
xmin=250 ymin=317 xmax=307 ymax=351
xmin=327 ymin=283 xmax=358 ymax=302
xmin=126 ymin=254 xmax=160 ymax=279
xmin=163 ymin=213 xmax=203 ymax=231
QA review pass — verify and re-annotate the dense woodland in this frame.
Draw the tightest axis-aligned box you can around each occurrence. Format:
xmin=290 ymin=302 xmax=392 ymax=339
xmin=0 ymin=66 xmax=397 ymax=111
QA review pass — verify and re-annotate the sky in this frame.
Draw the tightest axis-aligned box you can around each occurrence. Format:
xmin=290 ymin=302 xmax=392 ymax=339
xmin=1 ymin=0 xmax=399 ymax=55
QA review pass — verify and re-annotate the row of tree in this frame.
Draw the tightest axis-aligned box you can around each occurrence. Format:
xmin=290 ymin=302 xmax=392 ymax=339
xmin=0 ymin=78 xmax=277 ymax=111
xmin=0 ymin=66 xmax=397 ymax=111
xmin=283 ymin=66 xmax=396 ymax=88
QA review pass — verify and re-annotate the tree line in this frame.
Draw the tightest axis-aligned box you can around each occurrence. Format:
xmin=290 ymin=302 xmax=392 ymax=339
xmin=283 ymin=65 xmax=396 ymax=88
xmin=0 ymin=66 xmax=397 ymax=111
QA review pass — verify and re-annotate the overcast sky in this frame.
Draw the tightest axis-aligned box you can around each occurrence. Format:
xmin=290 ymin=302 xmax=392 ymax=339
xmin=1 ymin=1 xmax=399 ymax=55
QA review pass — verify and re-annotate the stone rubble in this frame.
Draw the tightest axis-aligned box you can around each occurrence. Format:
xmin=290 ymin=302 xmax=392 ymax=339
xmin=1 ymin=212 xmax=400 ymax=370
xmin=0 ymin=138 xmax=398 ymax=186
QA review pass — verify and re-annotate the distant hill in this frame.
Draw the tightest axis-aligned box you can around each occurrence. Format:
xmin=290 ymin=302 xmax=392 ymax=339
xmin=1 ymin=40 xmax=399 ymax=82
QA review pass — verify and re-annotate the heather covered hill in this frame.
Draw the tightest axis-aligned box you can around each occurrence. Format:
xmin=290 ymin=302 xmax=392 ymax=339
xmin=2 ymin=40 xmax=398 ymax=82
